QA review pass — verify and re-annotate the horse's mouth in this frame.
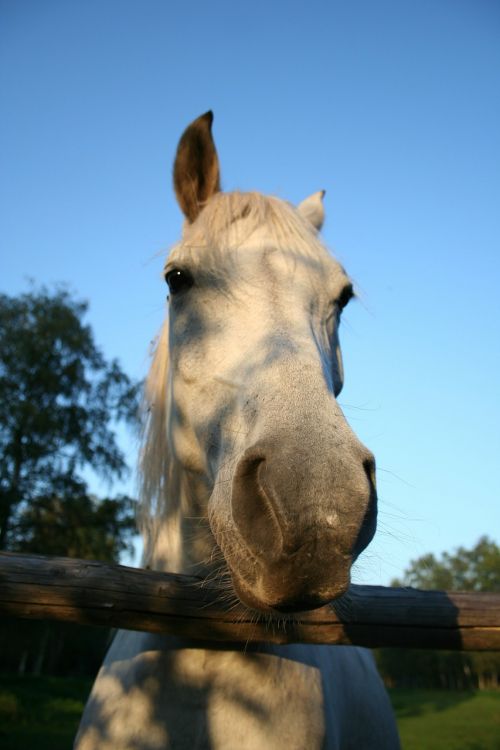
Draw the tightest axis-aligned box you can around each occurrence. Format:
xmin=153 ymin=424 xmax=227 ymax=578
xmin=229 ymin=565 xmax=351 ymax=615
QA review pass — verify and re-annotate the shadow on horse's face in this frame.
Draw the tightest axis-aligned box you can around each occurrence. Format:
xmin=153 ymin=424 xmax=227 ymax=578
xmin=166 ymin=113 xmax=377 ymax=614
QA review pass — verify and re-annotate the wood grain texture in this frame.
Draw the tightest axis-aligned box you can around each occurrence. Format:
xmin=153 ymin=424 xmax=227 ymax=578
xmin=1 ymin=552 xmax=499 ymax=650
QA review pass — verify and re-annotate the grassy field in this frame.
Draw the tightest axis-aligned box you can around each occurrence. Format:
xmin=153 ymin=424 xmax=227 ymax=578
xmin=389 ymin=689 xmax=500 ymax=750
xmin=1 ymin=674 xmax=499 ymax=749
xmin=0 ymin=674 xmax=92 ymax=750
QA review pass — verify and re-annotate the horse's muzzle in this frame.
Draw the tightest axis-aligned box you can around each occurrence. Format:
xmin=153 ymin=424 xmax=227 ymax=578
xmin=225 ymin=443 xmax=377 ymax=613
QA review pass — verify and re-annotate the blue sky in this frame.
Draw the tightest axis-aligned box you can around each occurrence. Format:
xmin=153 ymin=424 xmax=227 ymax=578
xmin=1 ymin=0 xmax=499 ymax=584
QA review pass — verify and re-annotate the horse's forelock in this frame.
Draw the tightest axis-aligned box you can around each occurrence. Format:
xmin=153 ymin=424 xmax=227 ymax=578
xmin=180 ymin=191 xmax=327 ymax=263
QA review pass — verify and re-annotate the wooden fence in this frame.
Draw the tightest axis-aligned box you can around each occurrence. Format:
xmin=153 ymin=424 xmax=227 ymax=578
xmin=1 ymin=552 xmax=499 ymax=650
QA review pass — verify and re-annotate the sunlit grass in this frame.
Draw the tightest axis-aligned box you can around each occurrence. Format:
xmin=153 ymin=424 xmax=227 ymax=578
xmin=389 ymin=689 xmax=500 ymax=750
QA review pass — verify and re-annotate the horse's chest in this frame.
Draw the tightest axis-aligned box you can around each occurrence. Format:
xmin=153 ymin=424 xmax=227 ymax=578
xmin=164 ymin=648 xmax=326 ymax=750
xmin=76 ymin=637 xmax=399 ymax=750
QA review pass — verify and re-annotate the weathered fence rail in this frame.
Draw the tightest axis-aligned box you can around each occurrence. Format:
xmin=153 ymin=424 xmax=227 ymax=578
xmin=1 ymin=552 xmax=499 ymax=650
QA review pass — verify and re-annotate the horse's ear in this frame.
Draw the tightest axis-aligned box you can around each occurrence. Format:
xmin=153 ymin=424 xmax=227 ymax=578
xmin=297 ymin=190 xmax=325 ymax=231
xmin=173 ymin=111 xmax=221 ymax=223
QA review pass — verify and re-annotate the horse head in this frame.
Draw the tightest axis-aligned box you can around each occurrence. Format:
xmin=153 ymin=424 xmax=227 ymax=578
xmin=147 ymin=112 xmax=377 ymax=615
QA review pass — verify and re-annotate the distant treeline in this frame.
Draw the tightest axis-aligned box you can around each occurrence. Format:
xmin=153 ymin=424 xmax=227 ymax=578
xmin=376 ymin=649 xmax=500 ymax=691
xmin=1 ymin=616 xmax=499 ymax=691
xmin=0 ymin=617 xmax=111 ymax=678
xmin=376 ymin=535 xmax=500 ymax=690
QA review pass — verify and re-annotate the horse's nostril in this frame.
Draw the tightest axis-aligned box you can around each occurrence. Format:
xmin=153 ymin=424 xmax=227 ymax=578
xmin=351 ymin=456 xmax=378 ymax=561
xmin=231 ymin=454 xmax=283 ymax=559
xmin=363 ymin=456 xmax=377 ymax=492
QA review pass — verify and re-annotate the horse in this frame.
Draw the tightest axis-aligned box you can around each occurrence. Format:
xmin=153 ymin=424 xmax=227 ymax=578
xmin=75 ymin=112 xmax=400 ymax=749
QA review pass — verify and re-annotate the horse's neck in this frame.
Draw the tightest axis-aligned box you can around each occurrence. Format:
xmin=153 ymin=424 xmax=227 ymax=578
xmin=147 ymin=466 xmax=215 ymax=576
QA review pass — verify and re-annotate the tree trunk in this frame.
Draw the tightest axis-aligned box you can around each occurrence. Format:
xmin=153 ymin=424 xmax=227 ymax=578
xmin=33 ymin=623 xmax=50 ymax=676
xmin=0 ymin=430 xmax=23 ymax=549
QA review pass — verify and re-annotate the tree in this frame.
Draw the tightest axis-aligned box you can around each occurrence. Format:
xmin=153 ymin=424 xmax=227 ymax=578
xmin=392 ymin=536 xmax=500 ymax=592
xmin=0 ymin=287 xmax=141 ymax=678
xmin=377 ymin=537 xmax=500 ymax=690
xmin=11 ymin=479 xmax=136 ymax=563
xmin=4 ymin=477 xmax=138 ymax=677
xmin=0 ymin=287 xmax=140 ymax=550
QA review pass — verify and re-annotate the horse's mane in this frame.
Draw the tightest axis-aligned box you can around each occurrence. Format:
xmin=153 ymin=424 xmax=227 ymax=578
xmin=138 ymin=191 xmax=328 ymax=562
xmin=138 ymin=319 xmax=171 ymax=563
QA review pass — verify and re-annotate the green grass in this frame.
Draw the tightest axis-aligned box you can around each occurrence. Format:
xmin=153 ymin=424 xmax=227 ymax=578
xmin=0 ymin=674 xmax=92 ymax=750
xmin=1 ymin=675 xmax=499 ymax=749
xmin=389 ymin=689 xmax=500 ymax=750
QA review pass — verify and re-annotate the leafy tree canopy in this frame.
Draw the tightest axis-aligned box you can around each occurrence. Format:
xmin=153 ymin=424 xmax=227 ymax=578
xmin=12 ymin=481 xmax=136 ymax=563
xmin=392 ymin=536 xmax=500 ymax=592
xmin=0 ymin=287 xmax=140 ymax=553
xmin=380 ymin=537 xmax=500 ymax=691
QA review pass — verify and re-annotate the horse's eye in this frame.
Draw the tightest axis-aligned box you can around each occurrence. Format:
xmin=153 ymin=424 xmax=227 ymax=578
xmin=165 ymin=269 xmax=194 ymax=295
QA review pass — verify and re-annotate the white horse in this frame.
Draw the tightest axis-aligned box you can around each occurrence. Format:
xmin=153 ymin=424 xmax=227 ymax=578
xmin=75 ymin=112 xmax=400 ymax=749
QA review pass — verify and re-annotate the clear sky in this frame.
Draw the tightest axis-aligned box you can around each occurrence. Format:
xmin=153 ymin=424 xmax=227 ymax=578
xmin=1 ymin=0 xmax=499 ymax=584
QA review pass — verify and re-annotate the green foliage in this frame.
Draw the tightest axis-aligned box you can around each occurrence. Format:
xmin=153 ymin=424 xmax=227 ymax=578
xmin=377 ymin=538 xmax=500 ymax=691
xmin=12 ymin=486 xmax=136 ymax=562
xmin=0 ymin=287 xmax=141 ymax=678
xmin=0 ymin=286 xmax=140 ymax=551
xmin=376 ymin=647 xmax=500 ymax=691
xmin=392 ymin=536 xmax=500 ymax=593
